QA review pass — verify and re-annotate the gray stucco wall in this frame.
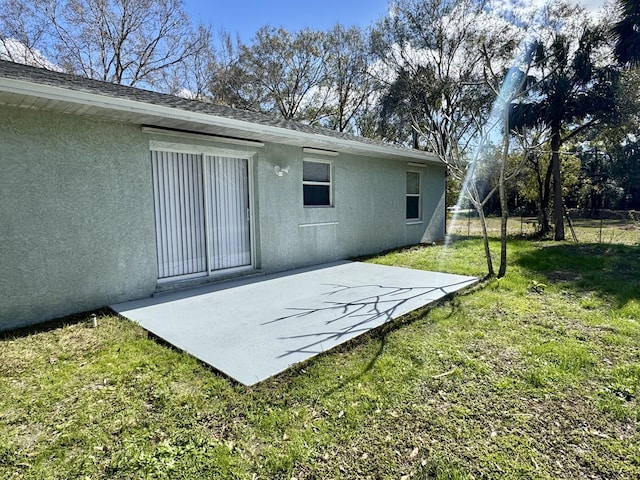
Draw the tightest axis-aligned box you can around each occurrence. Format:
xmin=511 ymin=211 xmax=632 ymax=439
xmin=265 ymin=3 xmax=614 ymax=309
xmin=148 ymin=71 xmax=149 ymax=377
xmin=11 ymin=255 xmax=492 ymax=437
xmin=256 ymin=144 xmax=445 ymax=272
xmin=1 ymin=106 xmax=157 ymax=330
xmin=1 ymin=106 xmax=445 ymax=331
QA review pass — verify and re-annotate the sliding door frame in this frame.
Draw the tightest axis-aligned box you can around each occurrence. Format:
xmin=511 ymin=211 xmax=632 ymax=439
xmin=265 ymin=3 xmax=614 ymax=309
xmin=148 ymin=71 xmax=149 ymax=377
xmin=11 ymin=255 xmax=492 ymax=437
xmin=150 ymin=140 xmax=257 ymax=283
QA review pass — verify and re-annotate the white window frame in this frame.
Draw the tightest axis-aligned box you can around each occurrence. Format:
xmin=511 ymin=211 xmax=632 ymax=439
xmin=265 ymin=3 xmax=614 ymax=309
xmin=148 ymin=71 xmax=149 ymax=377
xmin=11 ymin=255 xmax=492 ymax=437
xmin=302 ymin=159 xmax=333 ymax=208
xmin=406 ymin=170 xmax=422 ymax=223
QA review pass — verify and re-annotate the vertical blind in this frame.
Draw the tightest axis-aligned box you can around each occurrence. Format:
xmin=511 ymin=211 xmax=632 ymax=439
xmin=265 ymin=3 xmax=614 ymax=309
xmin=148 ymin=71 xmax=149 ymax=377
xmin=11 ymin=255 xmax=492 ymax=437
xmin=151 ymin=150 xmax=207 ymax=278
xmin=151 ymin=151 xmax=251 ymax=279
xmin=206 ymin=156 xmax=251 ymax=270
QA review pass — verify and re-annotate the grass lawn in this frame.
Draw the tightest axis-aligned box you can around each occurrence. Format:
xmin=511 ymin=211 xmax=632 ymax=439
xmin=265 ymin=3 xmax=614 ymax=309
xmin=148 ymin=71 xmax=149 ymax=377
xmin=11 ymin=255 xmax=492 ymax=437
xmin=447 ymin=214 xmax=640 ymax=246
xmin=1 ymin=234 xmax=638 ymax=479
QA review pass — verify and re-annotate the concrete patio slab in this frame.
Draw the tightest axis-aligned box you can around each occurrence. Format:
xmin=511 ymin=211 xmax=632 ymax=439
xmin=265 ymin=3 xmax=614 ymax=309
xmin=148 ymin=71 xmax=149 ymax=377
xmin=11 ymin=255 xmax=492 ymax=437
xmin=112 ymin=261 xmax=477 ymax=385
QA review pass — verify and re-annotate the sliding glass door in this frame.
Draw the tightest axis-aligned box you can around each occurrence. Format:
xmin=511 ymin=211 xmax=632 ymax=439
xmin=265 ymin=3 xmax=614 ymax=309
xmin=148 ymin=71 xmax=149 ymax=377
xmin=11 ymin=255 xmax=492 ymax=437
xmin=151 ymin=150 xmax=251 ymax=280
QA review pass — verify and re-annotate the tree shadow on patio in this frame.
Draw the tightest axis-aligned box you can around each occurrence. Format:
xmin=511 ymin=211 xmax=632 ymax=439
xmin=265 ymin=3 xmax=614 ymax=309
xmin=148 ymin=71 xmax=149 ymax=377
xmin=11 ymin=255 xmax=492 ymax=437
xmin=262 ymin=279 xmax=476 ymax=361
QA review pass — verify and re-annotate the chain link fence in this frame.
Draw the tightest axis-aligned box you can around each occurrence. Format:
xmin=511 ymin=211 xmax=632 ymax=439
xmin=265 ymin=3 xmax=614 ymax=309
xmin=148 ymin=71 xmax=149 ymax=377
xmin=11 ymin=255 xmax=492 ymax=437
xmin=446 ymin=209 xmax=640 ymax=245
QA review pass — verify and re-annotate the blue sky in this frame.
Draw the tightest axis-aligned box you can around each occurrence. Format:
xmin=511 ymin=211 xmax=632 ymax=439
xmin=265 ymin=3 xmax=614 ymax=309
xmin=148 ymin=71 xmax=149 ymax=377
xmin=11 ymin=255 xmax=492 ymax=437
xmin=183 ymin=0 xmax=607 ymax=43
xmin=183 ymin=0 xmax=391 ymax=41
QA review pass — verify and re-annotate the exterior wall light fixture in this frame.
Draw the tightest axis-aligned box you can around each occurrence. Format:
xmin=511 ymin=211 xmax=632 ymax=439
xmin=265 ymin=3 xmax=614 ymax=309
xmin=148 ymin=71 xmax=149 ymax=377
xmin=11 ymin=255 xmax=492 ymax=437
xmin=274 ymin=165 xmax=290 ymax=176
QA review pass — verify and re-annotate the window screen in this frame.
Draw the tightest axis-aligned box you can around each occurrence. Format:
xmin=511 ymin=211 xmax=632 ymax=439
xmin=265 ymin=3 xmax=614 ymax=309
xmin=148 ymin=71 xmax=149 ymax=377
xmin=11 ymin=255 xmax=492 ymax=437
xmin=303 ymin=161 xmax=332 ymax=206
xmin=406 ymin=171 xmax=421 ymax=220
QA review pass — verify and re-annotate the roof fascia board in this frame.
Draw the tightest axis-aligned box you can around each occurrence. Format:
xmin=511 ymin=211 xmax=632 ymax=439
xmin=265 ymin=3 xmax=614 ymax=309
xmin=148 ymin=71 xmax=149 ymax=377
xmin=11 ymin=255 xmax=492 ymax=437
xmin=0 ymin=76 xmax=441 ymax=165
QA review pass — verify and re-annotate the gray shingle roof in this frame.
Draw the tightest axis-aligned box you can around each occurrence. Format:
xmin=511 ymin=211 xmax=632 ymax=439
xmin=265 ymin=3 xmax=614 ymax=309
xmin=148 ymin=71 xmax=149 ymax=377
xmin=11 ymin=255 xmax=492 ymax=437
xmin=0 ymin=59 xmax=409 ymax=153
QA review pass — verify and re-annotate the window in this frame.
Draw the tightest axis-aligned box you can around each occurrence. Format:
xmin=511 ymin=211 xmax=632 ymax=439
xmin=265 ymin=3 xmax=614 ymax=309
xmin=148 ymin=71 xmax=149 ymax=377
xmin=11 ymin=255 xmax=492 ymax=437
xmin=303 ymin=160 xmax=332 ymax=206
xmin=406 ymin=171 xmax=421 ymax=220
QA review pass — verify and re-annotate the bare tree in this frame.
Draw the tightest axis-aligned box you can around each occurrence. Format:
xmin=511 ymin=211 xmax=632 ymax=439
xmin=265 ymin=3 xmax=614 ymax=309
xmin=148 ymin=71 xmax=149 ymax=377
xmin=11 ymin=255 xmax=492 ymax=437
xmin=0 ymin=0 xmax=52 ymax=67
xmin=160 ymin=24 xmax=216 ymax=99
xmin=321 ymin=24 xmax=380 ymax=133
xmin=210 ymin=26 xmax=330 ymax=122
xmin=206 ymin=31 xmax=257 ymax=109
xmin=208 ymin=24 xmax=380 ymax=133
xmin=0 ymin=0 xmax=210 ymax=90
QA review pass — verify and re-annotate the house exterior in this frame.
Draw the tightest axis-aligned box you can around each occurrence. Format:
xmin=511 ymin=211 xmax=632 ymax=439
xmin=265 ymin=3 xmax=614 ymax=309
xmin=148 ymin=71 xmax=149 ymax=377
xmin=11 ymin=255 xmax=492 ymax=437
xmin=0 ymin=60 xmax=445 ymax=331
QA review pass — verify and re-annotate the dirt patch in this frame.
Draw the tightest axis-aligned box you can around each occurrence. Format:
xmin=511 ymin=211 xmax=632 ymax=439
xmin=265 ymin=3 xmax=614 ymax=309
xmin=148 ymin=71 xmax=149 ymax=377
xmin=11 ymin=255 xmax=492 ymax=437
xmin=546 ymin=270 xmax=583 ymax=283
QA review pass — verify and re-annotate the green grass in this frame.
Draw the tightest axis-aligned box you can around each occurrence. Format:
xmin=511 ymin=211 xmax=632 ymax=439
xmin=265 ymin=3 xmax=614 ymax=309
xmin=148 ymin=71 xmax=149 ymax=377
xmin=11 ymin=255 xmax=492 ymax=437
xmin=1 ymin=236 xmax=639 ymax=479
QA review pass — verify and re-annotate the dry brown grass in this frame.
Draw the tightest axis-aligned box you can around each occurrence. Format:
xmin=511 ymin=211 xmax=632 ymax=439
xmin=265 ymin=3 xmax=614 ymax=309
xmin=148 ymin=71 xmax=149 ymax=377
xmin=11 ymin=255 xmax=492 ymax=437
xmin=447 ymin=214 xmax=640 ymax=245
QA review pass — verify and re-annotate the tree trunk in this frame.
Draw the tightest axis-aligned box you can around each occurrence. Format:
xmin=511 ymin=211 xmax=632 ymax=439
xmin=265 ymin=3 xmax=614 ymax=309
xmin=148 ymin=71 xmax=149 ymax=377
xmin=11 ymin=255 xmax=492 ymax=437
xmin=551 ymin=128 xmax=565 ymax=240
xmin=498 ymin=124 xmax=509 ymax=278
xmin=539 ymin=159 xmax=553 ymax=235
xmin=466 ymin=180 xmax=494 ymax=277
xmin=478 ymin=208 xmax=494 ymax=277
xmin=475 ymin=201 xmax=494 ymax=277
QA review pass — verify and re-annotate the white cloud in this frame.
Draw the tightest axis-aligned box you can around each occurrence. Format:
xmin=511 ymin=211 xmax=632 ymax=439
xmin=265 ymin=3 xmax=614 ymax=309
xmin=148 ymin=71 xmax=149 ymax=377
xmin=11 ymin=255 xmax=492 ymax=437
xmin=514 ymin=0 xmax=607 ymax=13
xmin=575 ymin=0 xmax=607 ymax=11
xmin=175 ymin=88 xmax=198 ymax=100
xmin=0 ymin=38 xmax=59 ymax=70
